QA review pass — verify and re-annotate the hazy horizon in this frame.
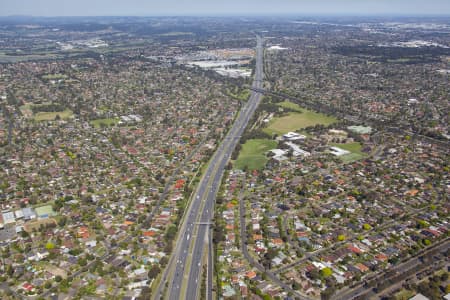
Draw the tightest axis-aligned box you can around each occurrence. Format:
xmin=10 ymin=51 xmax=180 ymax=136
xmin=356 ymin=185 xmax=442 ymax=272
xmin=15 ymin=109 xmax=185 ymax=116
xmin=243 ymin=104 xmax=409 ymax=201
xmin=1 ymin=0 xmax=450 ymax=17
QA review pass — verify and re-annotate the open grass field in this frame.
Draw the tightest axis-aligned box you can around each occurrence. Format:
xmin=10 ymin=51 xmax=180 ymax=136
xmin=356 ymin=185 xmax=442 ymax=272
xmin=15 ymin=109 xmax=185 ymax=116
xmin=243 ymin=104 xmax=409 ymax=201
xmin=235 ymin=139 xmax=277 ymax=170
xmin=263 ymin=101 xmax=338 ymax=135
xmin=331 ymin=142 xmax=367 ymax=163
xmin=90 ymin=118 xmax=119 ymax=128
xmin=277 ymin=101 xmax=304 ymax=112
xmin=20 ymin=102 xmax=53 ymax=118
xmin=35 ymin=205 xmax=57 ymax=217
xmin=34 ymin=109 xmax=73 ymax=121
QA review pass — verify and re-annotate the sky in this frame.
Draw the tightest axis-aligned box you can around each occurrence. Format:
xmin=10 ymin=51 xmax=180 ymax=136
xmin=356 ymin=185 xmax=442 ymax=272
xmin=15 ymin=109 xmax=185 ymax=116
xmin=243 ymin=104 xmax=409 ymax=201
xmin=1 ymin=0 xmax=450 ymax=17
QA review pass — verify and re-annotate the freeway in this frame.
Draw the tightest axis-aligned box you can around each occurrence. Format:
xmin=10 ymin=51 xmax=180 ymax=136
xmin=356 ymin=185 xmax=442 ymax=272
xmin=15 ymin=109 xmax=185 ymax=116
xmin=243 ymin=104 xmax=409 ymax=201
xmin=154 ymin=35 xmax=265 ymax=300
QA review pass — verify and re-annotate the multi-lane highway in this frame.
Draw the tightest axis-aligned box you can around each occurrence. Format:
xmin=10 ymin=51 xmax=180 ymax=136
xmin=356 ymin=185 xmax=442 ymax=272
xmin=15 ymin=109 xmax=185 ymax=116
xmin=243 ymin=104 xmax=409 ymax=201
xmin=154 ymin=35 xmax=265 ymax=300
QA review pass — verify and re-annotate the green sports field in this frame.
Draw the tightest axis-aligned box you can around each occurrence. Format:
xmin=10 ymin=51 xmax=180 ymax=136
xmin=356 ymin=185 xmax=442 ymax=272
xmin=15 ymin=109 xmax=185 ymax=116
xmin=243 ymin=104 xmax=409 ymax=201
xmin=234 ymin=139 xmax=277 ymax=170
xmin=331 ymin=142 xmax=367 ymax=163
xmin=34 ymin=109 xmax=74 ymax=121
xmin=90 ymin=118 xmax=119 ymax=128
xmin=263 ymin=101 xmax=337 ymax=135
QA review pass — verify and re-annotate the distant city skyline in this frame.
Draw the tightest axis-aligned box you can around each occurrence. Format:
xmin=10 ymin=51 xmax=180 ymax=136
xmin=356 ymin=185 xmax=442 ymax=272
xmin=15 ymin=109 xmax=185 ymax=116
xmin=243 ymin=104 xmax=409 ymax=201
xmin=1 ymin=0 xmax=450 ymax=17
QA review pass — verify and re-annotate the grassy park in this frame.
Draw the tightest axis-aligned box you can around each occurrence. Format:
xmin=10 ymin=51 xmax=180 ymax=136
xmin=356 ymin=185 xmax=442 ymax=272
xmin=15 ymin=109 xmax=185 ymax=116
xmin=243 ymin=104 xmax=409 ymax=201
xmin=331 ymin=142 xmax=367 ymax=163
xmin=35 ymin=205 xmax=57 ymax=217
xmin=34 ymin=109 xmax=73 ymax=121
xmin=235 ymin=139 xmax=277 ymax=170
xmin=90 ymin=118 xmax=120 ymax=128
xmin=20 ymin=103 xmax=74 ymax=121
xmin=263 ymin=101 xmax=337 ymax=135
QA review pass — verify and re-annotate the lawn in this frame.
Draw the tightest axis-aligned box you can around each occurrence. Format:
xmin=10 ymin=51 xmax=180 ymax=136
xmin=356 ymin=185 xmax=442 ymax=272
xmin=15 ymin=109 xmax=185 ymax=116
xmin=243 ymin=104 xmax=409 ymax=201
xmin=90 ymin=118 xmax=119 ymax=128
xmin=35 ymin=205 xmax=57 ymax=218
xmin=34 ymin=109 xmax=73 ymax=121
xmin=330 ymin=142 xmax=367 ymax=163
xmin=263 ymin=101 xmax=337 ymax=135
xmin=277 ymin=101 xmax=304 ymax=112
xmin=235 ymin=139 xmax=277 ymax=170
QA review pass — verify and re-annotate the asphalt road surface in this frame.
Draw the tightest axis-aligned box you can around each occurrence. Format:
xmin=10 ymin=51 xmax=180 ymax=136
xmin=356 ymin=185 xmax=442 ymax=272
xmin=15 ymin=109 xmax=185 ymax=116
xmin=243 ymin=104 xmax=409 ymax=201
xmin=154 ymin=35 xmax=265 ymax=300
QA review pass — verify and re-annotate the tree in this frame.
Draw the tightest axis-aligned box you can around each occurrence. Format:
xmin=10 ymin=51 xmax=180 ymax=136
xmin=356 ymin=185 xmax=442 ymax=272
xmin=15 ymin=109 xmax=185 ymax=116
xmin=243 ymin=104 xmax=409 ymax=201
xmin=265 ymin=248 xmax=278 ymax=260
xmin=308 ymin=268 xmax=320 ymax=280
xmin=138 ymin=286 xmax=151 ymax=299
xmin=320 ymin=267 xmax=333 ymax=278
xmin=417 ymin=220 xmax=428 ymax=229
xmin=160 ymin=256 xmax=168 ymax=266
xmin=45 ymin=242 xmax=55 ymax=250
xmin=6 ymin=264 xmax=13 ymax=276
xmin=213 ymin=223 xmax=225 ymax=244
xmin=422 ymin=239 xmax=431 ymax=246
xmin=321 ymin=286 xmax=336 ymax=300
xmin=148 ymin=265 xmax=160 ymax=279
xmin=362 ymin=223 xmax=372 ymax=230
xmin=164 ymin=242 xmax=173 ymax=254
xmin=165 ymin=225 xmax=177 ymax=241
xmin=78 ymin=258 xmax=87 ymax=266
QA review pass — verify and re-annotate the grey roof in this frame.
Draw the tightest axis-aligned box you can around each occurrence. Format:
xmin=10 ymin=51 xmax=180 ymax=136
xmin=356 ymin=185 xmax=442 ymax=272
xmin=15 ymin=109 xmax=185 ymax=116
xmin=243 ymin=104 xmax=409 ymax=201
xmin=22 ymin=207 xmax=37 ymax=218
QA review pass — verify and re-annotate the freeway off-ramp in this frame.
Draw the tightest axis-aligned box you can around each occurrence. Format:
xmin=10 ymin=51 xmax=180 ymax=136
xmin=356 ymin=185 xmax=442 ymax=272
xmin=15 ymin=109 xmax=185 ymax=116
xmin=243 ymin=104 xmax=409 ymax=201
xmin=154 ymin=35 xmax=264 ymax=300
